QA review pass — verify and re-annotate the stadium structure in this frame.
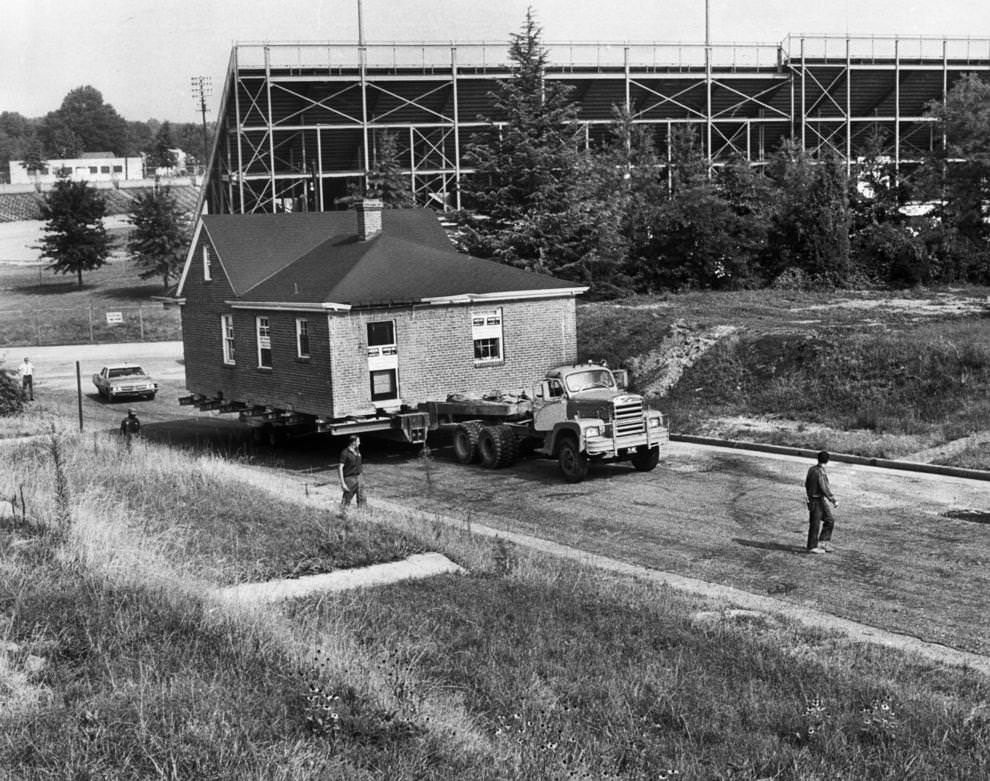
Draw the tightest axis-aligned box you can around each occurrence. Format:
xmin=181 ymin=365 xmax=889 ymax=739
xmin=200 ymin=34 xmax=990 ymax=216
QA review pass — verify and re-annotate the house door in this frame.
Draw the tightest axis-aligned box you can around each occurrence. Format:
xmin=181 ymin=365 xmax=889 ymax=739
xmin=367 ymin=320 xmax=399 ymax=407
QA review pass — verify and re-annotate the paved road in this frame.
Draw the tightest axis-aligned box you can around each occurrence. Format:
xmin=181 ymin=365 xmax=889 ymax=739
xmin=13 ymin=340 xmax=990 ymax=659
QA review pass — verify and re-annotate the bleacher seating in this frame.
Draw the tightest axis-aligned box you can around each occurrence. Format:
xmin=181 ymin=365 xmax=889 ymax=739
xmin=0 ymin=184 xmax=201 ymax=223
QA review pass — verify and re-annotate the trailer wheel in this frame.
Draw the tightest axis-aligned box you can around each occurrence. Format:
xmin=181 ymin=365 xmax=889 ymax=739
xmin=557 ymin=436 xmax=589 ymax=483
xmin=631 ymin=445 xmax=660 ymax=472
xmin=478 ymin=424 xmax=518 ymax=469
xmin=453 ymin=422 xmax=482 ymax=464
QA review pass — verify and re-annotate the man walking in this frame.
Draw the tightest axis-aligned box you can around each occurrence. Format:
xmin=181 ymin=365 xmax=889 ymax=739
xmin=805 ymin=451 xmax=838 ymax=553
xmin=17 ymin=357 xmax=34 ymax=401
xmin=337 ymin=435 xmax=366 ymax=514
xmin=120 ymin=408 xmax=141 ymax=449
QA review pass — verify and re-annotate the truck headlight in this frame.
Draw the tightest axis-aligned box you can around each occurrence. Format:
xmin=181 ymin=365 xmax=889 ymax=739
xmin=585 ymin=424 xmax=602 ymax=437
xmin=648 ymin=415 xmax=663 ymax=428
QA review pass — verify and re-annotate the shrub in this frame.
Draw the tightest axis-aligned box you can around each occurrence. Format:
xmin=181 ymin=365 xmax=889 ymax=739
xmin=0 ymin=369 xmax=25 ymax=416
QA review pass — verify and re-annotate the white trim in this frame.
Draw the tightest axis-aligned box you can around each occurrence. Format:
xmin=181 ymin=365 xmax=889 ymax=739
xmin=229 ymin=300 xmax=352 ymax=312
xmin=295 ymin=317 xmax=311 ymax=358
xmin=256 ymin=315 xmax=272 ymax=369
xmin=221 ymin=314 xmax=236 ymax=365
xmin=419 ymin=288 xmax=587 ymax=306
xmin=175 ymin=220 xmax=205 ymax=296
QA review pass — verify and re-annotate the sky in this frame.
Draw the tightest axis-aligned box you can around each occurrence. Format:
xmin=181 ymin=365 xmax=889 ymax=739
xmin=3 ymin=0 xmax=989 ymax=123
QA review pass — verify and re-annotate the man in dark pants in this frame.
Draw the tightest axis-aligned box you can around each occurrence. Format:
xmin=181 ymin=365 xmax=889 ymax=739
xmin=120 ymin=408 xmax=141 ymax=449
xmin=17 ymin=357 xmax=34 ymax=401
xmin=337 ymin=435 xmax=366 ymax=514
xmin=805 ymin=451 xmax=838 ymax=553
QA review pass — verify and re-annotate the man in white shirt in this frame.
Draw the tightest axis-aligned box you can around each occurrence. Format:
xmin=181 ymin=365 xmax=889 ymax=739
xmin=17 ymin=357 xmax=34 ymax=401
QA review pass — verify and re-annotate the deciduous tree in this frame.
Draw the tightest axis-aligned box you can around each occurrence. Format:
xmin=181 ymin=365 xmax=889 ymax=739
xmin=127 ymin=187 xmax=191 ymax=290
xmin=38 ymin=178 xmax=113 ymax=287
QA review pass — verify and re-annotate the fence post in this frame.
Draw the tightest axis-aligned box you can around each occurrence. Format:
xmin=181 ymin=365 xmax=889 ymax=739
xmin=139 ymin=306 xmax=145 ymax=341
xmin=88 ymin=303 xmax=95 ymax=343
xmin=34 ymin=314 xmax=40 ymax=346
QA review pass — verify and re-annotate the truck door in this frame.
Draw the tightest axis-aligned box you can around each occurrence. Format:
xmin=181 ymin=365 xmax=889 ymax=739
xmin=532 ymin=377 xmax=567 ymax=432
xmin=367 ymin=320 xmax=400 ymax=408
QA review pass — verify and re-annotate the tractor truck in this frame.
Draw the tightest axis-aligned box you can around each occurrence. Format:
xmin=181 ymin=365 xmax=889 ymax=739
xmin=182 ymin=362 xmax=666 ymax=483
xmin=421 ymin=362 xmax=667 ymax=483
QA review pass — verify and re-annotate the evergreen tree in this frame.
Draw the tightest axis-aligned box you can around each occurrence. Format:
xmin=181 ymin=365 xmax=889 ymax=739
xmin=148 ymin=121 xmax=177 ymax=170
xmin=459 ymin=10 xmax=582 ymax=271
xmin=340 ymin=130 xmax=414 ymax=207
xmin=38 ymin=178 xmax=113 ymax=287
xmin=127 ymin=187 xmax=191 ymax=290
xmin=919 ymin=73 xmax=990 ymax=283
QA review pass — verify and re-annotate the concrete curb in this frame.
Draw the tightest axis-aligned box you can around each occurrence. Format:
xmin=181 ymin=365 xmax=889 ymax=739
xmin=670 ymin=434 xmax=990 ymax=482
xmin=214 ymin=552 xmax=464 ymax=604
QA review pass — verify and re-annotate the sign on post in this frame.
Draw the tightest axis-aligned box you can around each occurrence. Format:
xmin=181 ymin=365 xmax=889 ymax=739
xmin=105 ymin=311 xmax=123 ymax=325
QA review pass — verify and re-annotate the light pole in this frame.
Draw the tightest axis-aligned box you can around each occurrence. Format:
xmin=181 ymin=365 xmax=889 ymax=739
xmin=190 ymin=76 xmax=213 ymax=175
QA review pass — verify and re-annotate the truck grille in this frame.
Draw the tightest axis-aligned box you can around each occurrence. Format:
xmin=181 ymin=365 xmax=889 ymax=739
xmin=613 ymin=398 xmax=645 ymax=436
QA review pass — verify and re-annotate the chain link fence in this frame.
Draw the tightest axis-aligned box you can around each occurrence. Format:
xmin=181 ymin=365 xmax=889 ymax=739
xmin=0 ymin=304 xmax=181 ymax=347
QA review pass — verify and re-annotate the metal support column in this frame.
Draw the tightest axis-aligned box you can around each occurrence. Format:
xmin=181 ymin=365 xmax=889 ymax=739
xmin=705 ymin=4 xmax=712 ymax=177
xmin=264 ymin=46 xmax=276 ymax=209
xmin=359 ymin=44 xmax=370 ymax=188
xmin=800 ymin=37 xmax=806 ymax=151
xmin=233 ymin=50 xmax=245 ymax=213
xmin=846 ymin=36 xmax=852 ymax=175
xmin=316 ymin=126 xmax=324 ymax=211
xmin=451 ymin=45 xmax=462 ymax=211
xmin=894 ymin=37 xmax=901 ymax=178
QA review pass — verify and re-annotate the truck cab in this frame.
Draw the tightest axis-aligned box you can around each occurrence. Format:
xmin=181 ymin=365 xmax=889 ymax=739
xmin=533 ymin=363 xmax=667 ymax=481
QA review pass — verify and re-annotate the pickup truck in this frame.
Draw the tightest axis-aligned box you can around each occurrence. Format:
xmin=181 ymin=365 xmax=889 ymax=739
xmin=92 ymin=364 xmax=158 ymax=402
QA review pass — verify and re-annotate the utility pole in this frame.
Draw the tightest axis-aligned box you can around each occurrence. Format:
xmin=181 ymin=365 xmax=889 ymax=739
xmin=190 ymin=76 xmax=213 ymax=175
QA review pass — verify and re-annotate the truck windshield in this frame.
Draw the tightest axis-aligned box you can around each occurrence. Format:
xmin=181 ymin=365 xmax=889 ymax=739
xmin=564 ymin=369 xmax=615 ymax=393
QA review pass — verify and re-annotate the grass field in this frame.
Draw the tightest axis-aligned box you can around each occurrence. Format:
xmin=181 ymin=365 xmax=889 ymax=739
xmin=2 ymin=431 xmax=988 ymax=779
xmin=0 ymin=222 xmax=180 ymax=347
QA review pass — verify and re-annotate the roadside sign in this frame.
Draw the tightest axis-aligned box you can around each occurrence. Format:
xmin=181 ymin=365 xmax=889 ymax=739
xmin=105 ymin=311 xmax=123 ymax=324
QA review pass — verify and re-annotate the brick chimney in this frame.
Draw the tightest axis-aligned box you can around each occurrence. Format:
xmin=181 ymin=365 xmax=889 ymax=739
xmin=356 ymin=198 xmax=383 ymax=241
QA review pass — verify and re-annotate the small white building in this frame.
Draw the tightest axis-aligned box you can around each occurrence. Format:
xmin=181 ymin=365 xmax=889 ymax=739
xmin=8 ymin=152 xmax=143 ymax=185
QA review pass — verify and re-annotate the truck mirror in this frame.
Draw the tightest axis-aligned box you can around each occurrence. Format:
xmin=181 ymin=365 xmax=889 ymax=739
xmin=539 ymin=381 xmax=551 ymax=399
xmin=612 ymin=369 xmax=628 ymax=390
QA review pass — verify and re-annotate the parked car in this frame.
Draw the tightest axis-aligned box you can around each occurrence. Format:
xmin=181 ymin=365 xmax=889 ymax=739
xmin=92 ymin=364 xmax=158 ymax=402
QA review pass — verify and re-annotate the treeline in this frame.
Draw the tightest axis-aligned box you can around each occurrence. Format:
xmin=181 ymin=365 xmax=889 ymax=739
xmin=0 ymin=86 xmax=213 ymax=175
xmin=428 ymin=14 xmax=990 ymax=296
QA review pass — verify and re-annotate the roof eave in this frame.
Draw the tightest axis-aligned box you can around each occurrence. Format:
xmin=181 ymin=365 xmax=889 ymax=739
xmin=418 ymin=287 xmax=588 ymax=305
xmin=227 ymin=300 xmax=353 ymax=312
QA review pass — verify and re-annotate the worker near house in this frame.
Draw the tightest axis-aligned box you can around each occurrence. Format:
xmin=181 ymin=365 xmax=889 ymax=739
xmin=17 ymin=357 xmax=34 ymax=401
xmin=805 ymin=451 xmax=838 ymax=553
xmin=120 ymin=408 xmax=142 ymax=448
xmin=338 ymin=435 xmax=366 ymax=513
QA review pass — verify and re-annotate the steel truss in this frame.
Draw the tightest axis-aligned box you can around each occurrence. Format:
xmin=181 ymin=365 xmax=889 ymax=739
xmin=200 ymin=36 xmax=990 ymax=216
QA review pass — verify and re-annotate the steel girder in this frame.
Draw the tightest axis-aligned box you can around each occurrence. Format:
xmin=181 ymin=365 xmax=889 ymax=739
xmin=200 ymin=37 xmax=990 ymax=216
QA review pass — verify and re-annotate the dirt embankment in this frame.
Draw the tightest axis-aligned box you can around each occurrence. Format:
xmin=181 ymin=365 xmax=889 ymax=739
xmin=626 ymin=318 xmax=739 ymax=397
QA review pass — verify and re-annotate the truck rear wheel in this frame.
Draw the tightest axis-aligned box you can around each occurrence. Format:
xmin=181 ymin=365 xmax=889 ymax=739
xmin=478 ymin=424 xmax=518 ymax=469
xmin=631 ymin=445 xmax=660 ymax=472
xmin=557 ymin=437 xmax=588 ymax=483
xmin=453 ymin=422 xmax=482 ymax=464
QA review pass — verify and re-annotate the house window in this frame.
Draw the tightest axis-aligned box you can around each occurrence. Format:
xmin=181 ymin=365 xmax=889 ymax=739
xmin=221 ymin=314 xmax=236 ymax=364
xmin=296 ymin=318 xmax=310 ymax=358
xmin=370 ymin=369 xmax=397 ymax=401
xmin=256 ymin=316 xmax=272 ymax=369
xmin=100 ymin=166 xmax=110 ymax=174
xmin=89 ymin=166 xmax=98 ymax=174
xmin=202 ymin=245 xmax=212 ymax=281
xmin=112 ymin=165 xmax=122 ymax=173
xmin=366 ymin=321 xmax=396 ymax=353
xmin=472 ymin=307 xmax=503 ymax=363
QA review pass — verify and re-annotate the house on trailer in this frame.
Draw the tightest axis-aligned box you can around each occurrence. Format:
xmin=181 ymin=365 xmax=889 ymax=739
xmin=174 ymin=200 xmax=587 ymax=436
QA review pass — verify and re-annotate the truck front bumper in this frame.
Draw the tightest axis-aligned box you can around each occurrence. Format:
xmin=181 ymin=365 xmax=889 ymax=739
xmin=584 ymin=425 xmax=669 ymax=458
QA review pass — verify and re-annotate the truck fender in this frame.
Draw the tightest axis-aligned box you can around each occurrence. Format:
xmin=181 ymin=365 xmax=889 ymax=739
xmin=545 ymin=421 xmax=583 ymax=455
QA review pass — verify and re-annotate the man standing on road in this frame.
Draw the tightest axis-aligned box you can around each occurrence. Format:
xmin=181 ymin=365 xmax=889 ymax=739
xmin=338 ymin=435 xmax=366 ymax=515
xmin=120 ymin=408 xmax=141 ymax=449
xmin=17 ymin=357 xmax=34 ymax=401
xmin=805 ymin=450 xmax=838 ymax=553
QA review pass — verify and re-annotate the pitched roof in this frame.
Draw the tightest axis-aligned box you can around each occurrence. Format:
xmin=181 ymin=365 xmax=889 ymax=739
xmin=199 ymin=209 xmax=582 ymax=306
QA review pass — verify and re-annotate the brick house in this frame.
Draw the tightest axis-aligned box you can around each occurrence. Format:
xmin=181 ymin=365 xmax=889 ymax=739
xmin=174 ymin=201 xmax=587 ymax=427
